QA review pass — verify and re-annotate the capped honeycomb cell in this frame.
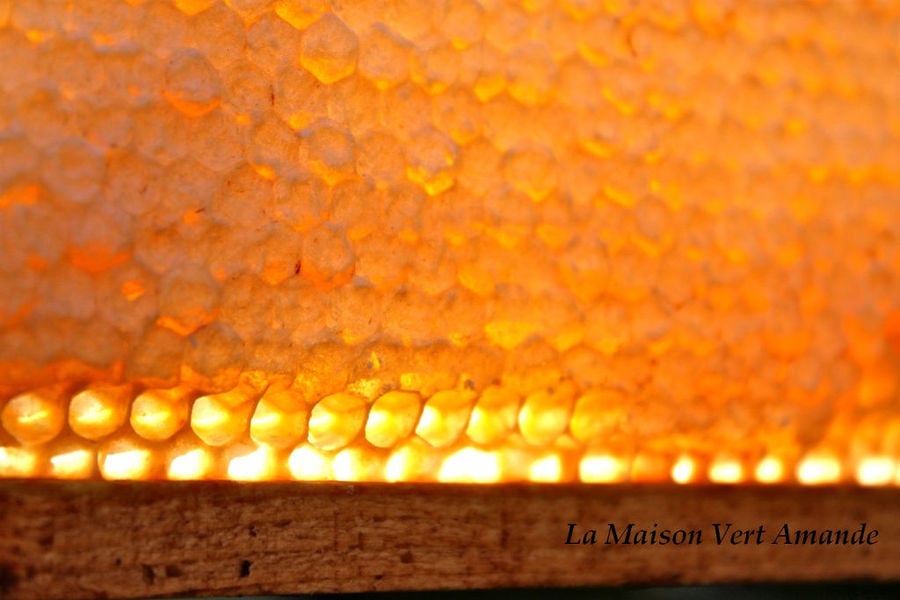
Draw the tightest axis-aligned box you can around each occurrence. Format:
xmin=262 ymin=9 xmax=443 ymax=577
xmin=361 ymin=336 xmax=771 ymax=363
xmin=43 ymin=140 xmax=105 ymax=204
xmin=156 ymin=265 xmax=220 ymax=336
xmin=300 ymin=14 xmax=359 ymax=84
xmin=304 ymin=119 xmax=357 ymax=184
xmin=163 ymin=50 xmax=222 ymax=116
xmin=357 ymin=25 xmax=409 ymax=90
xmin=300 ymin=224 xmax=356 ymax=289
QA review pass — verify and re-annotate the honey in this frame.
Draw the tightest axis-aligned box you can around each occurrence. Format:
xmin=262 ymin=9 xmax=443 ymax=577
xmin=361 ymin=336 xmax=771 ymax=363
xmin=0 ymin=0 xmax=898 ymax=485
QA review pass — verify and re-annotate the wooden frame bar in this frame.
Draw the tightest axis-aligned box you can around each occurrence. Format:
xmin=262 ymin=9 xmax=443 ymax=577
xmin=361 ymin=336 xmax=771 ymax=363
xmin=1 ymin=482 xmax=898 ymax=599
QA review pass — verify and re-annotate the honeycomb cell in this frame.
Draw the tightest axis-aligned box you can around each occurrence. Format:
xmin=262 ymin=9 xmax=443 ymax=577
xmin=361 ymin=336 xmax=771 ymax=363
xmin=166 ymin=434 xmax=216 ymax=480
xmin=410 ymin=43 xmax=459 ymax=94
xmin=301 ymin=224 xmax=356 ymax=289
xmin=569 ymin=389 xmax=629 ymax=443
xmin=308 ymin=392 xmax=367 ymax=451
xmin=518 ymin=382 xmax=577 ymax=446
xmin=132 ymin=103 xmax=194 ymax=167
xmin=246 ymin=11 xmax=303 ymax=76
xmin=382 ymin=0 xmax=440 ymax=42
xmin=300 ymin=14 xmax=359 ymax=85
xmin=68 ymin=383 xmax=132 ymax=441
xmin=416 ymin=389 xmax=474 ymax=448
xmin=225 ymin=442 xmax=279 ymax=481
xmin=405 ymin=127 xmax=458 ymax=195
xmin=156 ymin=265 xmax=220 ymax=336
xmin=220 ymin=59 xmax=272 ymax=121
xmin=49 ymin=444 xmax=95 ymax=480
xmin=98 ymin=435 xmax=155 ymax=481
xmin=188 ymin=2 xmax=246 ymax=69
xmin=529 ymin=452 xmax=563 ymax=482
xmin=438 ymin=447 xmax=501 ymax=483
xmin=248 ymin=114 xmax=300 ymax=178
xmin=580 ymin=452 xmax=629 ymax=483
xmin=1 ymin=385 xmax=68 ymax=446
xmin=755 ymin=456 xmax=786 ymax=483
xmin=43 ymin=140 xmax=105 ymax=204
xmin=466 ymin=386 xmax=520 ymax=445
xmin=131 ymin=386 xmax=192 ymax=441
xmin=183 ymin=322 xmax=245 ymax=390
xmin=164 ymin=50 xmax=222 ymax=117
xmin=288 ymin=444 xmax=333 ymax=480
xmin=210 ymin=164 xmax=274 ymax=231
xmin=333 ymin=446 xmax=384 ymax=481
xmin=506 ymin=43 xmax=558 ymax=105
xmin=0 ymin=446 xmax=38 ymax=478
xmin=0 ymin=0 xmax=898 ymax=486
xmin=304 ymin=119 xmax=357 ymax=184
xmin=357 ymin=25 xmax=409 ymax=90
xmin=275 ymin=0 xmax=328 ymax=30
xmin=250 ymin=386 xmax=309 ymax=448
xmin=66 ymin=210 xmax=132 ymax=274
xmin=224 ymin=0 xmax=274 ymax=22
xmin=502 ymin=146 xmax=558 ymax=201
xmin=440 ymin=0 xmax=485 ymax=49
xmin=366 ymin=390 xmax=421 ymax=448
xmin=191 ymin=384 xmax=259 ymax=447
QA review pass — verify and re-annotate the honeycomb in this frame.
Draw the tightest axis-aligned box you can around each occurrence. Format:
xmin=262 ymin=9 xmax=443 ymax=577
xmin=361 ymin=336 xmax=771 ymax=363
xmin=0 ymin=0 xmax=899 ymax=485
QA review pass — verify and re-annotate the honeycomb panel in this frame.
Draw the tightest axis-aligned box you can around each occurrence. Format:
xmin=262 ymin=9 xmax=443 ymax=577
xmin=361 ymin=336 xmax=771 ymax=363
xmin=0 ymin=0 xmax=899 ymax=484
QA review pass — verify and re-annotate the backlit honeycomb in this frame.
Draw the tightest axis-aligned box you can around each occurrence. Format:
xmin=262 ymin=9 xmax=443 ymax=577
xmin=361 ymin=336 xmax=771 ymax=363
xmin=0 ymin=0 xmax=899 ymax=485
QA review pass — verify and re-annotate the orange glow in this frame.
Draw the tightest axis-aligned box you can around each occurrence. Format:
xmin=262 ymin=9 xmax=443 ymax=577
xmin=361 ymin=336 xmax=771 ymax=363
xmin=438 ymin=447 xmax=501 ymax=483
xmin=755 ymin=457 xmax=786 ymax=484
xmin=99 ymin=441 xmax=154 ymax=481
xmin=168 ymin=446 xmax=215 ymax=481
xmin=709 ymin=458 xmax=745 ymax=484
xmin=530 ymin=453 xmax=563 ymax=483
xmin=797 ymin=454 xmax=843 ymax=485
xmin=579 ymin=453 xmax=629 ymax=483
xmin=671 ymin=456 xmax=697 ymax=485
xmin=0 ymin=0 xmax=898 ymax=485
xmin=49 ymin=447 xmax=95 ymax=479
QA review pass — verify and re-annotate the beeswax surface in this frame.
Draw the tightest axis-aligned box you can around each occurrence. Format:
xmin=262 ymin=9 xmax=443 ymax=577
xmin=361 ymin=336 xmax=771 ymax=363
xmin=0 ymin=0 xmax=898 ymax=484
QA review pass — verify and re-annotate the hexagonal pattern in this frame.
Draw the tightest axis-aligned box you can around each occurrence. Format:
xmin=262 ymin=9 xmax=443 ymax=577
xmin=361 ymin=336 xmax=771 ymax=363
xmin=0 ymin=0 xmax=899 ymax=484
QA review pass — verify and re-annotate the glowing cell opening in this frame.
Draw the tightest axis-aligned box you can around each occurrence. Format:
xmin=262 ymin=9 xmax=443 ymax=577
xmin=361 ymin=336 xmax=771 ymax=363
xmin=227 ymin=445 xmax=276 ymax=481
xmin=754 ymin=457 xmax=785 ymax=483
xmin=579 ymin=454 xmax=628 ymax=483
xmin=797 ymin=455 xmax=842 ymax=485
xmin=0 ymin=446 xmax=38 ymax=477
xmin=101 ymin=449 xmax=153 ymax=481
xmin=288 ymin=445 xmax=333 ymax=481
xmin=709 ymin=458 xmax=744 ymax=484
xmin=438 ymin=447 xmax=501 ymax=483
xmin=169 ymin=448 xmax=214 ymax=481
xmin=50 ymin=449 xmax=94 ymax=479
xmin=671 ymin=456 xmax=696 ymax=484
xmin=530 ymin=454 xmax=562 ymax=483
xmin=856 ymin=457 xmax=895 ymax=486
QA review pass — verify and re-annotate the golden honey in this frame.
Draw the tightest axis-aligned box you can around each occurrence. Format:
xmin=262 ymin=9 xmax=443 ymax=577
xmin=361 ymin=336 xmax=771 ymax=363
xmin=0 ymin=0 xmax=898 ymax=485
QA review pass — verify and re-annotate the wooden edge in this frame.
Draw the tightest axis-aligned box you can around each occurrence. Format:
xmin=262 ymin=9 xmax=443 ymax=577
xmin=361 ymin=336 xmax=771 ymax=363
xmin=1 ymin=481 xmax=898 ymax=599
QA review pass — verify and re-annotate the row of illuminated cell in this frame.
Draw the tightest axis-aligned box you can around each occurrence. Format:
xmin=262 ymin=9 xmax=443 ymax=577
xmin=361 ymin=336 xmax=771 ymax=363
xmin=0 ymin=438 xmax=898 ymax=486
xmin=1 ymin=381 xmax=633 ymax=451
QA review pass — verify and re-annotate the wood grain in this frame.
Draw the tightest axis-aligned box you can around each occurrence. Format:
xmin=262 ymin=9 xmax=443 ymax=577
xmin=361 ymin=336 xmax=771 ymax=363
xmin=1 ymin=481 xmax=898 ymax=599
